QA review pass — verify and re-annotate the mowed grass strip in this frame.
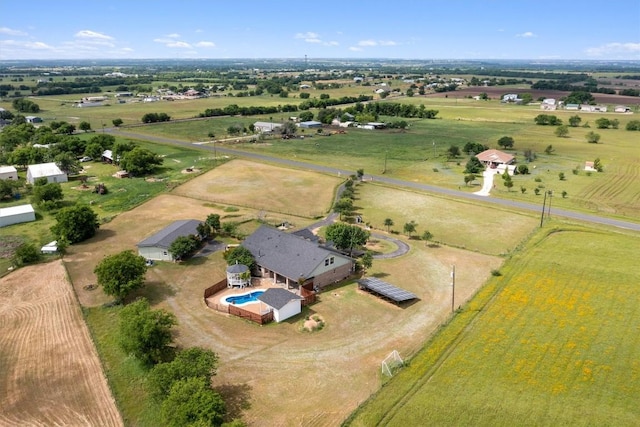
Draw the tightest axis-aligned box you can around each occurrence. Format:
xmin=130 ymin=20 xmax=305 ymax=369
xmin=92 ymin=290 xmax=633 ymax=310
xmin=346 ymin=226 xmax=640 ymax=426
xmin=172 ymin=159 xmax=341 ymax=218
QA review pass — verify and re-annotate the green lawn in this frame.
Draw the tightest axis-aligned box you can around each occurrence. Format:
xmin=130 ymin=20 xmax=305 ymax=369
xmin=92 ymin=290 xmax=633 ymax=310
xmin=346 ymin=225 xmax=640 ymax=426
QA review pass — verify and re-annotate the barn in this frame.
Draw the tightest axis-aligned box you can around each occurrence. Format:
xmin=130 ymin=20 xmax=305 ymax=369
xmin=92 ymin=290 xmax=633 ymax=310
xmin=137 ymin=219 xmax=202 ymax=261
xmin=0 ymin=204 xmax=36 ymax=227
xmin=0 ymin=166 xmax=18 ymax=181
xmin=26 ymin=163 xmax=68 ymax=185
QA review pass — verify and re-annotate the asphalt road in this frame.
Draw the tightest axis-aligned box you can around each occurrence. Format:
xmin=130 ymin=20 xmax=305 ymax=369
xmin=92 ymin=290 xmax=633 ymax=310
xmin=109 ymin=128 xmax=640 ymax=232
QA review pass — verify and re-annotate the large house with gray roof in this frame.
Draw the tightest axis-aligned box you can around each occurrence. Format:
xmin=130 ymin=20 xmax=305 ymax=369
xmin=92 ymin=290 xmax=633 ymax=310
xmin=137 ymin=219 xmax=201 ymax=261
xmin=242 ymin=225 xmax=353 ymax=290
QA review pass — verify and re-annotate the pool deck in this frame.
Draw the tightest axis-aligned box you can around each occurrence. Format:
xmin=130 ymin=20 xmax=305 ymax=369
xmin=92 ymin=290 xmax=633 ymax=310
xmin=206 ymin=278 xmax=299 ymax=315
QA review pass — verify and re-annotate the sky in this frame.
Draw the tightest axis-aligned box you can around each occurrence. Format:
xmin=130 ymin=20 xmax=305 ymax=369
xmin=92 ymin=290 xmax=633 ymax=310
xmin=1 ymin=0 xmax=639 ymax=61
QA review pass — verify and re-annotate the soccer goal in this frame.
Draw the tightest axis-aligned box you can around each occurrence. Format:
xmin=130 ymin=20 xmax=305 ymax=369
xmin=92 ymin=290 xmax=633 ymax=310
xmin=381 ymin=350 xmax=404 ymax=377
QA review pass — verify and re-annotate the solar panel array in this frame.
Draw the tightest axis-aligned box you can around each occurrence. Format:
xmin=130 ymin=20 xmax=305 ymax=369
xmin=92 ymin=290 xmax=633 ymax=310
xmin=358 ymin=277 xmax=417 ymax=303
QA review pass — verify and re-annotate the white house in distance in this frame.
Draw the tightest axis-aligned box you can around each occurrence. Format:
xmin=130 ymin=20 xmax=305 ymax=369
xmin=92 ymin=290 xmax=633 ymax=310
xmin=257 ymin=288 xmax=304 ymax=322
xmin=0 ymin=165 xmax=18 ymax=181
xmin=0 ymin=204 xmax=36 ymax=227
xmin=26 ymin=163 xmax=68 ymax=184
xmin=137 ymin=219 xmax=201 ymax=261
xmin=253 ymin=121 xmax=282 ymax=133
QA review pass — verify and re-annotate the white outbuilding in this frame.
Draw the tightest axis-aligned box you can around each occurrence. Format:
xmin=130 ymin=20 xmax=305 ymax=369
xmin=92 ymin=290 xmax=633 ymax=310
xmin=0 ymin=204 xmax=36 ymax=227
xmin=0 ymin=165 xmax=18 ymax=181
xmin=257 ymin=288 xmax=303 ymax=323
xmin=26 ymin=163 xmax=68 ymax=184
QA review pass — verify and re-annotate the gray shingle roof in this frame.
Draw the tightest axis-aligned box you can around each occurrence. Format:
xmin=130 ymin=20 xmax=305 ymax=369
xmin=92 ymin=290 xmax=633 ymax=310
xmin=137 ymin=219 xmax=201 ymax=249
xmin=257 ymin=288 xmax=302 ymax=310
xmin=242 ymin=225 xmax=349 ymax=281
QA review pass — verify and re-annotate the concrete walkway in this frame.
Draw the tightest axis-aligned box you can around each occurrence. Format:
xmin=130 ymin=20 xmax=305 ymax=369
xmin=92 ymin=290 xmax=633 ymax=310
xmin=474 ymin=168 xmax=496 ymax=196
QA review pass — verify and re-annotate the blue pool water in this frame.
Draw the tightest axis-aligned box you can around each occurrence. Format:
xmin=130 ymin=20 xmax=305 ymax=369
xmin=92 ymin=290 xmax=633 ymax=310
xmin=224 ymin=290 xmax=265 ymax=306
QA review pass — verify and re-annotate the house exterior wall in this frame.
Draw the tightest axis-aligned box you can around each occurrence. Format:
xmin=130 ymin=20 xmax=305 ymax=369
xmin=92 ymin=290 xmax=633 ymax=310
xmin=274 ymin=300 xmax=301 ymax=322
xmin=138 ymin=246 xmax=174 ymax=261
xmin=311 ymin=259 xmax=353 ymax=288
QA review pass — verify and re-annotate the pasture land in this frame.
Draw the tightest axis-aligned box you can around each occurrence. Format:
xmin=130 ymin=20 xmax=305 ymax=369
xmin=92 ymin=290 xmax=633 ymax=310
xmin=357 ymin=183 xmax=538 ymax=256
xmin=172 ymin=159 xmax=342 ymax=218
xmin=62 ymin=165 xmax=504 ymax=425
xmin=347 ymin=225 xmax=640 ymax=426
xmin=0 ymin=260 xmax=122 ymax=427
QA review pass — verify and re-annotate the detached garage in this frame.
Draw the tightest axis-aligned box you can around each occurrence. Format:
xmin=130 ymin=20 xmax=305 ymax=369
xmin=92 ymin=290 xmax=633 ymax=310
xmin=0 ymin=204 xmax=36 ymax=227
xmin=137 ymin=219 xmax=201 ymax=261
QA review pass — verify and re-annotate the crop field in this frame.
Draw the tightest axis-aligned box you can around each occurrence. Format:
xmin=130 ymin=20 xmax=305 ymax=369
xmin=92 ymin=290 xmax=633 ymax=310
xmin=0 ymin=260 xmax=122 ymax=427
xmin=347 ymin=226 xmax=640 ymax=426
xmin=172 ymin=159 xmax=342 ymax=218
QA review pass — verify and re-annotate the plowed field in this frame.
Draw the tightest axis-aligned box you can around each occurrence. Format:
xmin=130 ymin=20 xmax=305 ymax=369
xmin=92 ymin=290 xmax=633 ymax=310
xmin=0 ymin=261 xmax=122 ymax=427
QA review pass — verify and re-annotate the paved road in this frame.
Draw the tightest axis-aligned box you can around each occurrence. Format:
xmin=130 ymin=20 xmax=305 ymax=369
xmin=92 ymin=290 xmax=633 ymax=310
xmin=109 ymin=129 xmax=640 ymax=233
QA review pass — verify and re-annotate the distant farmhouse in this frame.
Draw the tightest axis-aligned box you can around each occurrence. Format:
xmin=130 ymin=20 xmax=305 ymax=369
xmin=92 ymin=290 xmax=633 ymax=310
xmin=25 ymin=116 xmax=43 ymax=124
xmin=253 ymin=121 xmax=282 ymax=133
xmin=501 ymin=94 xmax=523 ymax=104
xmin=241 ymin=225 xmax=354 ymax=290
xmin=26 ymin=163 xmax=67 ymax=185
xmin=540 ymin=99 xmax=557 ymax=111
xmin=137 ymin=219 xmax=202 ymax=262
xmin=476 ymin=149 xmax=515 ymax=167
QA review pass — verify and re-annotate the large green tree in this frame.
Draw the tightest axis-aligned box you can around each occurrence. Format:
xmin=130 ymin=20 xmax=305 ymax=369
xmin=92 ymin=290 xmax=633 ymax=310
xmin=118 ymin=298 xmax=176 ymax=365
xmin=464 ymin=156 xmax=484 ymax=174
xmin=32 ymin=182 xmax=63 ymax=206
xmin=148 ymin=347 xmax=219 ymax=401
xmin=333 ymin=197 xmax=354 ymax=220
xmin=51 ymin=205 xmax=99 ymax=243
xmin=497 ymin=136 xmax=514 ymax=149
xmin=95 ymin=250 xmax=148 ymax=302
xmin=160 ymin=377 xmax=225 ymax=427
xmin=325 ymin=223 xmax=370 ymax=256
xmin=169 ymin=235 xmax=200 ymax=261
xmin=119 ymin=147 xmax=163 ymax=176
xmin=224 ymin=246 xmax=255 ymax=271
xmin=205 ymin=214 xmax=221 ymax=231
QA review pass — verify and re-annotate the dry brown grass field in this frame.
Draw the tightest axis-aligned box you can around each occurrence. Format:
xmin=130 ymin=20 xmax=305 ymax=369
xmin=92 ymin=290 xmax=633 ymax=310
xmin=62 ymin=163 xmax=505 ymax=426
xmin=172 ymin=159 xmax=342 ymax=218
xmin=0 ymin=261 xmax=122 ymax=427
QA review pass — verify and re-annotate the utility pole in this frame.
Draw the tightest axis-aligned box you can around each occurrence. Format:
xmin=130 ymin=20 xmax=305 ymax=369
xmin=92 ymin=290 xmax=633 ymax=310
xmin=433 ymin=141 xmax=436 ymax=158
xmin=540 ymin=190 xmax=548 ymax=228
xmin=451 ymin=265 xmax=456 ymax=313
xmin=547 ymin=191 xmax=553 ymax=219
xmin=383 ymin=151 xmax=387 ymax=174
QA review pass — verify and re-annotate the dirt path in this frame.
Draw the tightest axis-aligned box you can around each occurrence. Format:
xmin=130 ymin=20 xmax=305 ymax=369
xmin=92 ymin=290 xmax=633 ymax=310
xmin=0 ymin=261 xmax=122 ymax=427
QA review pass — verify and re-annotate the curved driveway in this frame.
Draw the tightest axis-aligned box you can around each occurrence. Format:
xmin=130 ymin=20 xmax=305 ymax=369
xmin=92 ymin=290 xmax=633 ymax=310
xmin=109 ymin=129 xmax=640 ymax=233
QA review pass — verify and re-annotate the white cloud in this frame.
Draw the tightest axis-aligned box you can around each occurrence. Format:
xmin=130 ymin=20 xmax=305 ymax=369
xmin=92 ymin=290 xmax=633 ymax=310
xmin=121 ymin=47 xmax=134 ymax=52
xmin=358 ymin=40 xmax=377 ymax=47
xmin=167 ymin=41 xmax=192 ymax=48
xmin=379 ymin=40 xmax=397 ymax=46
xmin=295 ymin=31 xmax=322 ymax=43
xmin=75 ymin=30 xmax=113 ymax=40
xmin=196 ymin=41 xmax=215 ymax=48
xmin=585 ymin=42 xmax=640 ymax=57
xmin=0 ymin=27 xmax=27 ymax=36
xmin=349 ymin=46 xmax=363 ymax=52
xmin=166 ymin=33 xmax=181 ymax=38
xmin=516 ymin=31 xmax=536 ymax=38
xmin=195 ymin=29 xmax=203 ymax=33
xmin=295 ymin=32 xmax=319 ymax=40
xmin=0 ymin=39 xmax=54 ymax=50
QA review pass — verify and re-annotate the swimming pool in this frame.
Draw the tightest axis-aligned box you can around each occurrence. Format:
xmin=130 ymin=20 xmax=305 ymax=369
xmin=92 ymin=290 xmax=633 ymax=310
xmin=223 ymin=290 xmax=265 ymax=306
